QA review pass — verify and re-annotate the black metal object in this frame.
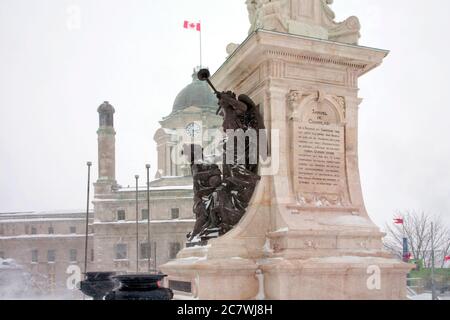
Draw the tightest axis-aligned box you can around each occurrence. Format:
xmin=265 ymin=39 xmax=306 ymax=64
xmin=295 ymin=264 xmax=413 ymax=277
xmin=79 ymin=272 xmax=117 ymax=300
xmin=197 ymin=68 xmax=224 ymax=115
xmin=169 ymin=280 xmax=192 ymax=293
xmin=105 ymin=274 xmax=173 ymax=301
xmin=197 ymin=69 xmax=219 ymax=95
xmin=184 ymin=70 xmax=265 ymax=245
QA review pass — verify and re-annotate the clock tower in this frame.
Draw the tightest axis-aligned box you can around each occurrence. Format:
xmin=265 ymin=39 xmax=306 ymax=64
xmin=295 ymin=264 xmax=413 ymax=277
xmin=153 ymin=68 xmax=222 ymax=178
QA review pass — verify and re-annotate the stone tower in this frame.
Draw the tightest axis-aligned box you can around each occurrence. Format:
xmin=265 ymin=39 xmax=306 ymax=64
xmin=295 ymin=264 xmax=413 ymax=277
xmin=95 ymin=101 xmax=117 ymax=195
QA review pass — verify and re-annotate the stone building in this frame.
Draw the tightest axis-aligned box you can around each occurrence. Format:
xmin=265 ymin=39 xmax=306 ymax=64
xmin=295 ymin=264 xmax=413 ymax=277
xmin=0 ymin=210 xmax=93 ymax=299
xmin=0 ymin=68 xmax=220 ymax=297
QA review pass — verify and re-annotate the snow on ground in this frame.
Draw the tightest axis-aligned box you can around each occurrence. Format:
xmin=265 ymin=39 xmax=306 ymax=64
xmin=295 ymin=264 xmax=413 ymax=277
xmin=0 ymin=210 xmax=90 ymax=218
xmin=0 ymin=258 xmax=22 ymax=270
xmin=324 ymin=215 xmax=374 ymax=227
xmin=0 ymin=258 xmax=37 ymax=299
xmin=407 ymin=292 xmax=450 ymax=300
xmin=0 ymin=217 xmax=86 ymax=224
xmin=0 ymin=258 xmax=77 ymax=300
xmin=93 ymin=219 xmax=195 ymax=225
xmin=0 ymin=234 xmax=93 ymax=240
xmin=311 ymin=256 xmax=399 ymax=264
xmin=165 ymin=256 xmax=207 ymax=266
xmin=408 ymin=293 xmax=433 ymax=300
xmin=274 ymin=227 xmax=289 ymax=233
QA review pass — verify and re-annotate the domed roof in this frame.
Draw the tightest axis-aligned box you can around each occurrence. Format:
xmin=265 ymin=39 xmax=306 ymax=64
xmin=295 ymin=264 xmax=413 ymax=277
xmin=97 ymin=101 xmax=115 ymax=113
xmin=172 ymin=69 xmax=217 ymax=113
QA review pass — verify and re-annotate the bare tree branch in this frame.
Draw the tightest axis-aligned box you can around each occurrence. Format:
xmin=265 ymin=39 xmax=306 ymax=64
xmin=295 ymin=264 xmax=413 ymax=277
xmin=383 ymin=210 xmax=450 ymax=268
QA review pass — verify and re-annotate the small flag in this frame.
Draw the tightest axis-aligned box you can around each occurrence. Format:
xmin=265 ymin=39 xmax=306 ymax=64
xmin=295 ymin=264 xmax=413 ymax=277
xmin=403 ymin=252 xmax=412 ymax=261
xmin=445 ymin=256 xmax=450 ymax=262
xmin=394 ymin=218 xmax=404 ymax=225
xmin=183 ymin=20 xmax=201 ymax=32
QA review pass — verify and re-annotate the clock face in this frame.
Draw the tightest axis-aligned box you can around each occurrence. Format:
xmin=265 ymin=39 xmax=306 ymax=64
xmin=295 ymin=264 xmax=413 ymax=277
xmin=185 ymin=122 xmax=201 ymax=137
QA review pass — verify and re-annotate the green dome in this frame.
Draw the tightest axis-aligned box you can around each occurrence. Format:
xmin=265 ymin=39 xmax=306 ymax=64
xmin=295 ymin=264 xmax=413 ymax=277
xmin=172 ymin=69 xmax=217 ymax=113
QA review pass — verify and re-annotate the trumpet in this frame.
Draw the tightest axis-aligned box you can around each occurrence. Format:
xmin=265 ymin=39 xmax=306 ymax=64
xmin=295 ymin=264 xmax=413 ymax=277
xmin=197 ymin=69 xmax=223 ymax=115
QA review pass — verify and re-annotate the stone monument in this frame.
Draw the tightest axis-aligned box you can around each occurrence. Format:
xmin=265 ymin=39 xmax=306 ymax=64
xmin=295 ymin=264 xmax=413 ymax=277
xmin=161 ymin=0 xmax=412 ymax=300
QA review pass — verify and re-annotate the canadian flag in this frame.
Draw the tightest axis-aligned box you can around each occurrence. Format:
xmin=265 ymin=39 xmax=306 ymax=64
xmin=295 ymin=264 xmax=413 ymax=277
xmin=183 ymin=20 xmax=201 ymax=31
xmin=445 ymin=256 xmax=450 ymax=262
xmin=394 ymin=218 xmax=404 ymax=225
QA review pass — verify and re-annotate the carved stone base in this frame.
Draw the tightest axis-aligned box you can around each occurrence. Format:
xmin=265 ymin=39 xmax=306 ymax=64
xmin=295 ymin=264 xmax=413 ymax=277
xmin=162 ymin=244 xmax=412 ymax=300
xmin=261 ymin=257 xmax=412 ymax=300
xmin=162 ymin=254 xmax=259 ymax=300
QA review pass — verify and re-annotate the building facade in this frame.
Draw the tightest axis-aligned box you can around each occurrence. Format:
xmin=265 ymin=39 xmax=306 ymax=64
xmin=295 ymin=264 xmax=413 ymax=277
xmin=0 ymin=210 xmax=93 ymax=299
xmin=0 ymin=68 xmax=220 ymax=297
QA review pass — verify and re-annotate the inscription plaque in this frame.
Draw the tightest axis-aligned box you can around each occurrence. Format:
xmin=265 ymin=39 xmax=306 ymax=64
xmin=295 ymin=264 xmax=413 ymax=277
xmin=294 ymin=123 xmax=345 ymax=195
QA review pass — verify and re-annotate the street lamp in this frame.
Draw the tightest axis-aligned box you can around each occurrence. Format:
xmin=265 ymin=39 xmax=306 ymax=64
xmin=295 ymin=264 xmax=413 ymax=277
xmin=135 ymin=175 xmax=139 ymax=274
xmin=431 ymin=222 xmax=437 ymax=301
xmin=84 ymin=162 xmax=92 ymax=278
xmin=146 ymin=164 xmax=151 ymax=273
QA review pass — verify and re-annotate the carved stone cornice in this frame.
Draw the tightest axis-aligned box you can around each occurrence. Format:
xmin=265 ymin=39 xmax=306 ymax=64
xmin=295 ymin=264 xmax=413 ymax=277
xmin=212 ymin=30 xmax=389 ymax=92
xmin=264 ymin=49 xmax=367 ymax=70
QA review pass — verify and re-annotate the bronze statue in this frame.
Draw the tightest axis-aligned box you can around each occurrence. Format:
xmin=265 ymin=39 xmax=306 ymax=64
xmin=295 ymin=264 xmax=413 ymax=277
xmin=184 ymin=70 xmax=265 ymax=245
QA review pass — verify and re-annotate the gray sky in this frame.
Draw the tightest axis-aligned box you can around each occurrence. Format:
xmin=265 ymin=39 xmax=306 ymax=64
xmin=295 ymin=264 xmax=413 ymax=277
xmin=0 ymin=0 xmax=449 ymax=229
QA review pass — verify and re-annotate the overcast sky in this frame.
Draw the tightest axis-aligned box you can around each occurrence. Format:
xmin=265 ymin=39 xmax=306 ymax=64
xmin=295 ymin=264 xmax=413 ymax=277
xmin=0 ymin=0 xmax=449 ymax=229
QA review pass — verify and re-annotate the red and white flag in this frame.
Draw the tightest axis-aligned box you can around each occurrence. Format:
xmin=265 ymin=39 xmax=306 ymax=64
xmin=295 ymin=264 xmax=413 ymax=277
xmin=183 ymin=20 xmax=201 ymax=32
xmin=445 ymin=256 xmax=450 ymax=262
xmin=394 ymin=218 xmax=404 ymax=225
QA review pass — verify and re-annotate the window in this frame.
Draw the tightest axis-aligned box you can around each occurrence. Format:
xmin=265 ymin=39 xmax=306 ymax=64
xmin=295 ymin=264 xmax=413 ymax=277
xmin=31 ymin=227 xmax=37 ymax=235
xmin=47 ymin=250 xmax=56 ymax=263
xmin=31 ymin=250 xmax=38 ymax=263
xmin=115 ymin=244 xmax=127 ymax=260
xmin=70 ymin=226 xmax=76 ymax=234
xmin=169 ymin=242 xmax=181 ymax=259
xmin=141 ymin=209 xmax=149 ymax=221
xmin=69 ymin=249 xmax=77 ymax=263
xmin=48 ymin=227 xmax=54 ymax=234
xmin=0 ymin=225 xmax=4 ymax=235
xmin=25 ymin=225 xmax=30 ymax=234
xmin=140 ymin=242 xmax=151 ymax=260
xmin=171 ymin=208 xmax=180 ymax=220
xmin=91 ymin=249 xmax=94 ymax=262
xmin=0 ymin=251 xmax=5 ymax=259
xmin=117 ymin=210 xmax=126 ymax=221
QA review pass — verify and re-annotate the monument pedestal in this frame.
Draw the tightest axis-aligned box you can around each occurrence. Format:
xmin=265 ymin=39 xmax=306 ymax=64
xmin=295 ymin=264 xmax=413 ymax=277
xmin=261 ymin=256 xmax=410 ymax=300
xmin=161 ymin=29 xmax=413 ymax=300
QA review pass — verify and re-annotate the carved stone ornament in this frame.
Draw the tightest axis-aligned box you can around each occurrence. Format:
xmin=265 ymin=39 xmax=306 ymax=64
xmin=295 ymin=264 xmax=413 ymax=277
xmin=246 ymin=0 xmax=361 ymax=45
